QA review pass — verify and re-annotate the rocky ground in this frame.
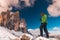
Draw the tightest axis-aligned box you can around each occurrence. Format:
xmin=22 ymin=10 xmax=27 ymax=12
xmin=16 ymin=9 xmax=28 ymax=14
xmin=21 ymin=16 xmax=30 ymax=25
xmin=0 ymin=26 xmax=60 ymax=40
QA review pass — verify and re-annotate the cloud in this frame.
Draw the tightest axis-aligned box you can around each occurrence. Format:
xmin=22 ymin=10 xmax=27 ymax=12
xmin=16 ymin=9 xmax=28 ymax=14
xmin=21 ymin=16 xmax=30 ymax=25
xmin=20 ymin=0 xmax=36 ymax=7
xmin=28 ymin=27 xmax=60 ymax=36
xmin=21 ymin=0 xmax=31 ymax=6
xmin=46 ymin=0 xmax=53 ymax=4
xmin=53 ymin=27 xmax=60 ymax=30
xmin=0 ymin=0 xmax=19 ymax=13
xmin=49 ymin=27 xmax=60 ymax=35
xmin=47 ymin=0 xmax=60 ymax=17
xmin=0 ymin=0 xmax=36 ymax=14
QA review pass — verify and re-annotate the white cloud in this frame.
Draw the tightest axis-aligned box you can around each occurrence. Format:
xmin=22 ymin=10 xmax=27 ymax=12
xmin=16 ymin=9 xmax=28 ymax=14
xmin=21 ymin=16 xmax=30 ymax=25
xmin=28 ymin=27 xmax=60 ymax=36
xmin=49 ymin=27 xmax=60 ymax=35
xmin=53 ymin=27 xmax=60 ymax=30
xmin=47 ymin=0 xmax=60 ymax=17
xmin=20 ymin=0 xmax=31 ymax=6
xmin=30 ymin=28 xmax=59 ymax=40
xmin=28 ymin=29 xmax=34 ymax=31
xmin=0 ymin=0 xmax=36 ymax=14
xmin=0 ymin=0 xmax=19 ymax=13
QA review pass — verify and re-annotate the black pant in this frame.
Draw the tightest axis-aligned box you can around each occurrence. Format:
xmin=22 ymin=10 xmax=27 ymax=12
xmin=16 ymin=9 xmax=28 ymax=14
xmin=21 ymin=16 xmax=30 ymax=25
xmin=40 ymin=23 xmax=49 ymax=38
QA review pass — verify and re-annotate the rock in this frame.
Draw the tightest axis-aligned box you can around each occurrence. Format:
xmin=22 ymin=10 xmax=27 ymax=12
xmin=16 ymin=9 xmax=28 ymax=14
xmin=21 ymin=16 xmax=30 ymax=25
xmin=0 ymin=27 xmax=18 ymax=40
xmin=35 ymin=37 xmax=49 ymax=40
xmin=9 ymin=38 xmax=19 ymax=40
xmin=20 ymin=33 xmax=33 ymax=40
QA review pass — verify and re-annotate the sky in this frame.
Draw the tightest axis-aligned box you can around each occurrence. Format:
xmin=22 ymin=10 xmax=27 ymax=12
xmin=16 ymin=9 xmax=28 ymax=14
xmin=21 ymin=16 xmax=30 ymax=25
xmin=0 ymin=0 xmax=60 ymax=30
xmin=18 ymin=0 xmax=59 ymax=30
xmin=20 ymin=0 xmax=49 ymax=29
xmin=19 ymin=0 xmax=60 ymax=30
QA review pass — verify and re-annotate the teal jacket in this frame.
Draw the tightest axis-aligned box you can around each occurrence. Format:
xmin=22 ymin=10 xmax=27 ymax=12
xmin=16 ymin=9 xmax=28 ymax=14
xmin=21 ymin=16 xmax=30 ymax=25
xmin=41 ymin=14 xmax=47 ymax=23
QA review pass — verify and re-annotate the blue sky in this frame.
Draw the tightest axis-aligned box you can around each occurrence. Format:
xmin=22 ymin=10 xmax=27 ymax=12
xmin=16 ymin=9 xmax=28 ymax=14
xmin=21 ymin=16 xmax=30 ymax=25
xmin=12 ymin=0 xmax=60 ymax=30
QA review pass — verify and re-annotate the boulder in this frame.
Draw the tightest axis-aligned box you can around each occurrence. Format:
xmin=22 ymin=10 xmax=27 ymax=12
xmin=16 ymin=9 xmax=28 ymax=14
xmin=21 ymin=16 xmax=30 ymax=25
xmin=20 ymin=33 xmax=33 ymax=40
